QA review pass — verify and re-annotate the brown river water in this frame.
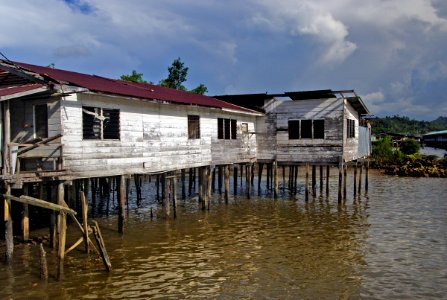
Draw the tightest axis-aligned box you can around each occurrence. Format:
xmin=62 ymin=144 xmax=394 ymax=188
xmin=1 ymin=170 xmax=446 ymax=299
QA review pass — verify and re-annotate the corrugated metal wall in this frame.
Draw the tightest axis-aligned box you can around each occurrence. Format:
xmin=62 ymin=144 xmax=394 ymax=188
xmin=358 ymin=126 xmax=371 ymax=157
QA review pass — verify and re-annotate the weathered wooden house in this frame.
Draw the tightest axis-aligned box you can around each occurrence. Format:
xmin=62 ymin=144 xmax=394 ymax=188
xmin=0 ymin=60 xmax=261 ymax=185
xmin=216 ymin=90 xmax=371 ymax=165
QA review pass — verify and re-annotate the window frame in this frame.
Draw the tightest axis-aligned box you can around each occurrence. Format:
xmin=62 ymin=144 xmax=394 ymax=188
xmin=33 ymin=104 xmax=48 ymax=139
xmin=217 ymin=118 xmax=238 ymax=140
xmin=82 ymin=106 xmax=120 ymax=140
xmin=347 ymin=119 xmax=355 ymax=139
xmin=188 ymin=115 xmax=201 ymax=139
xmin=288 ymin=119 xmax=325 ymax=140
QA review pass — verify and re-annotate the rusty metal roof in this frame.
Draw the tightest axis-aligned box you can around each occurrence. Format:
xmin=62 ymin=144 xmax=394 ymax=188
xmin=0 ymin=83 xmax=49 ymax=101
xmin=3 ymin=61 xmax=257 ymax=114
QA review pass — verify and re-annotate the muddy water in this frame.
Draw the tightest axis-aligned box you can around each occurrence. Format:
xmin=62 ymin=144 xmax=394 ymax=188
xmin=1 ymin=171 xmax=446 ymax=299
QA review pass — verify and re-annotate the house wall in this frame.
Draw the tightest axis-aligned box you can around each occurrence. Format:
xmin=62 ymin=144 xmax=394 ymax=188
xmin=60 ymin=93 xmax=257 ymax=177
xmin=258 ymin=98 xmax=345 ymax=164
xmin=343 ymin=100 xmax=360 ymax=161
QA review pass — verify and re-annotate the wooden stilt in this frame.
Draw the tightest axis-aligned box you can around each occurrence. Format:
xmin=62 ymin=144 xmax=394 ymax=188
xmin=188 ymin=168 xmax=193 ymax=196
xmin=312 ymin=165 xmax=317 ymax=197
xmin=305 ymin=164 xmax=309 ymax=201
xmin=47 ymin=183 xmax=56 ymax=249
xmin=156 ymin=174 xmax=160 ymax=200
xmin=172 ymin=173 xmax=177 ymax=218
xmin=365 ymin=160 xmax=369 ymax=193
xmin=319 ymin=165 xmax=324 ymax=195
xmin=326 ymin=165 xmax=330 ymax=197
xmin=224 ymin=165 xmax=230 ymax=203
xmin=212 ymin=167 xmax=216 ymax=193
xmin=39 ymin=243 xmax=48 ymax=281
xmin=251 ymin=163 xmax=255 ymax=186
xmin=266 ymin=163 xmax=270 ymax=190
xmin=282 ymin=166 xmax=286 ymax=190
xmin=22 ymin=184 xmax=29 ymax=242
xmin=358 ymin=162 xmax=362 ymax=195
xmin=4 ymin=183 xmax=13 ymax=263
xmin=181 ymin=169 xmax=186 ymax=199
xmin=288 ymin=166 xmax=292 ymax=192
xmin=294 ymin=166 xmax=298 ymax=194
xmin=218 ymin=166 xmax=223 ymax=194
xmin=258 ymin=163 xmax=264 ymax=191
xmin=208 ymin=166 xmax=213 ymax=198
xmin=240 ymin=163 xmax=244 ymax=186
xmin=273 ymin=161 xmax=278 ymax=198
xmin=353 ymin=162 xmax=358 ymax=197
xmin=118 ymin=175 xmax=126 ymax=233
xmin=343 ymin=164 xmax=347 ymax=200
xmin=199 ymin=167 xmax=205 ymax=210
xmin=57 ymin=182 xmax=66 ymax=280
xmin=338 ymin=162 xmax=343 ymax=204
xmin=233 ymin=165 xmax=238 ymax=195
xmin=246 ymin=164 xmax=251 ymax=199
xmin=163 ymin=173 xmax=170 ymax=217
xmin=80 ymin=189 xmax=89 ymax=253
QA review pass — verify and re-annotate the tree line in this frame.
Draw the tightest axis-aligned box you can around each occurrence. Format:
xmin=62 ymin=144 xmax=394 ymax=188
xmin=371 ymin=115 xmax=447 ymax=136
xmin=120 ymin=57 xmax=208 ymax=95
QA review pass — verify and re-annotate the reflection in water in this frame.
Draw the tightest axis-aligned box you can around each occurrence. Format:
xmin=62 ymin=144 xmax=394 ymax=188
xmin=0 ymin=171 xmax=446 ymax=299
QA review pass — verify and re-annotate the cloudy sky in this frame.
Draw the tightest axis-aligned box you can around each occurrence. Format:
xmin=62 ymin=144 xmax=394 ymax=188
xmin=1 ymin=0 xmax=447 ymax=120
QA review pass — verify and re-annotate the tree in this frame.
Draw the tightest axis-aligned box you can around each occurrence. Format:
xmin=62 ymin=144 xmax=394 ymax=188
xmin=120 ymin=70 xmax=148 ymax=84
xmin=399 ymin=139 xmax=420 ymax=155
xmin=159 ymin=57 xmax=208 ymax=94
xmin=372 ymin=136 xmax=394 ymax=166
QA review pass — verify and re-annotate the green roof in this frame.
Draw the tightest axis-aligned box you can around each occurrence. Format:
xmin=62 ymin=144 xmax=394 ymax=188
xmin=423 ymin=130 xmax=447 ymax=136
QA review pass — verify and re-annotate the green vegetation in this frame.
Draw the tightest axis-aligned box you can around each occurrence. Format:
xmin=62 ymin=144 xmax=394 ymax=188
xmin=120 ymin=58 xmax=208 ymax=95
xmin=372 ymin=115 xmax=447 ymax=135
xmin=372 ymin=137 xmax=446 ymax=177
xmin=120 ymin=70 xmax=149 ymax=84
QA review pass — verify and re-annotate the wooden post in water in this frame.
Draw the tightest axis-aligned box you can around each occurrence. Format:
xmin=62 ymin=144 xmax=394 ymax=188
xmin=294 ymin=166 xmax=298 ymax=194
xmin=199 ymin=167 xmax=205 ymax=210
xmin=181 ymin=169 xmax=186 ymax=200
xmin=80 ymin=188 xmax=89 ymax=253
xmin=208 ymin=166 xmax=213 ymax=198
xmin=212 ymin=167 xmax=216 ymax=193
xmin=22 ymin=184 xmax=29 ymax=242
xmin=47 ymin=183 xmax=57 ymax=250
xmin=246 ymin=164 xmax=251 ymax=199
xmin=305 ymin=164 xmax=309 ymax=201
xmin=343 ymin=164 xmax=347 ymax=200
xmin=118 ymin=175 xmax=126 ymax=233
xmin=282 ymin=166 xmax=286 ymax=191
xmin=218 ymin=166 xmax=223 ymax=194
xmin=57 ymin=182 xmax=66 ymax=280
xmin=258 ymin=163 xmax=264 ymax=191
xmin=233 ymin=165 xmax=238 ymax=195
xmin=273 ymin=161 xmax=278 ymax=198
xmin=224 ymin=165 xmax=230 ymax=203
xmin=251 ymin=163 xmax=255 ymax=186
xmin=365 ymin=160 xmax=369 ymax=193
xmin=172 ymin=173 xmax=177 ymax=218
xmin=338 ymin=162 xmax=343 ymax=204
xmin=188 ymin=168 xmax=193 ymax=196
xmin=312 ymin=165 xmax=317 ymax=197
xmin=358 ymin=162 xmax=363 ymax=195
xmin=319 ymin=165 xmax=324 ymax=196
xmin=4 ymin=183 xmax=13 ymax=263
xmin=266 ymin=163 xmax=270 ymax=190
xmin=156 ymin=174 xmax=160 ymax=201
xmin=163 ymin=173 xmax=170 ymax=217
xmin=353 ymin=162 xmax=358 ymax=197
xmin=326 ymin=165 xmax=330 ymax=197
xmin=39 ymin=243 xmax=48 ymax=281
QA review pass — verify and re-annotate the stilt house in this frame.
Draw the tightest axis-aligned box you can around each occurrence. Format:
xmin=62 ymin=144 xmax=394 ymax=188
xmin=0 ymin=60 xmax=261 ymax=185
xmin=216 ymin=90 xmax=371 ymax=165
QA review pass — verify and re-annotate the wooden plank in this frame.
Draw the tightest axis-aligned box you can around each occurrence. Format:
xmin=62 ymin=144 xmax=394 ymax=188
xmin=4 ymin=194 xmax=76 ymax=215
xmin=18 ymin=145 xmax=61 ymax=159
xmin=92 ymin=221 xmax=112 ymax=272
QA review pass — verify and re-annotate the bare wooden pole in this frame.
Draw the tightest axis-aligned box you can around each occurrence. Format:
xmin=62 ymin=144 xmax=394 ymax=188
xmin=358 ymin=162 xmax=363 ymax=195
xmin=181 ymin=169 xmax=186 ymax=199
xmin=224 ymin=165 xmax=230 ymax=203
xmin=208 ymin=166 xmax=213 ymax=198
xmin=172 ymin=174 xmax=177 ymax=218
xmin=233 ymin=165 xmax=238 ymax=195
xmin=212 ymin=167 xmax=216 ymax=193
xmin=22 ymin=183 xmax=29 ymax=242
xmin=118 ymin=175 xmax=126 ymax=233
xmin=218 ymin=166 xmax=223 ymax=194
xmin=319 ymin=165 xmax=324 ymax=195
xmin=326 ymin=165 xmax=330 ymax=197
xmin=338 ymin=162 xmax=343 ymax=204
xmin=4 ymin=183 xmax=13 ymax=263
xmin=353 ymin=162 xmax=358 ymax=197
xmin=312 ymin=165 xmax=317 ymax=197
xmin=80 ymin=189 xmax=89 ymax=253
xmin=246 ymin=164 xmax=251 ymax=199
xmin=305 ymin=164 xmax=309 ymax=201
xmin=39 ymin=243 xmax=48 ymax=281
xmin=258 ymin=163 xmax=264 ymax=191
xmin=294 ymin=166 xmax=298 ymax=194
xmin=273 ymin=161 xmax=278 ymax=198
xmin=266 ymin=163 xmax=270 ymax=190
xmin=57 ymin=182 xmax=66 ymax=280
xmin=365 ymin=160 xmax=369 ymax=193
xmin=343 ymin=164 xmax=347 ymax=200
xmin=163 ymin=173 xmax=170 ymax=217
xmin=188 ymin=168 xmax=193 ymax=196
xmin=282 ymin=166 xmax=286 ymax=190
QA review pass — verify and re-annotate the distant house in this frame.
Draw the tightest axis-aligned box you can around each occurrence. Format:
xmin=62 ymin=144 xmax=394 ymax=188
xmin=422 ymin=130 xmax=447 ymax=150
xmin=216 ymin=90 xmax=371 ymax=165
xmin=0 ymin=60 xmax=261 ymax=183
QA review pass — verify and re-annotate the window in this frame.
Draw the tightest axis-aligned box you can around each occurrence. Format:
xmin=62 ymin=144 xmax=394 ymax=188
xmin=188 ymin=115 xmax=200 ymax=139
xmin=241 ymin=123 xmax=248 ymax=134
xmin=288 ymin=119 xmax=325 ymax=139
xmin=83 ymin=106 xmax=120 ymax=140
xmin=217 ymin=118 xmax=237 ymax=140
xmin=34 ymin=104 xmax=48 ymax=139
xmin=347 ymin=119 xmax=355 ymax=138
xmin=288 ymin=120 xmax=300 ymax=139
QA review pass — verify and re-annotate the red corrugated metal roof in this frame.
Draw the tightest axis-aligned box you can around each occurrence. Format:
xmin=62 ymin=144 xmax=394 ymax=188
xmin=0 ymin=83 xmax=47 ymax=98
xmin=11 ymin=61 xmax=257 ymax=114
